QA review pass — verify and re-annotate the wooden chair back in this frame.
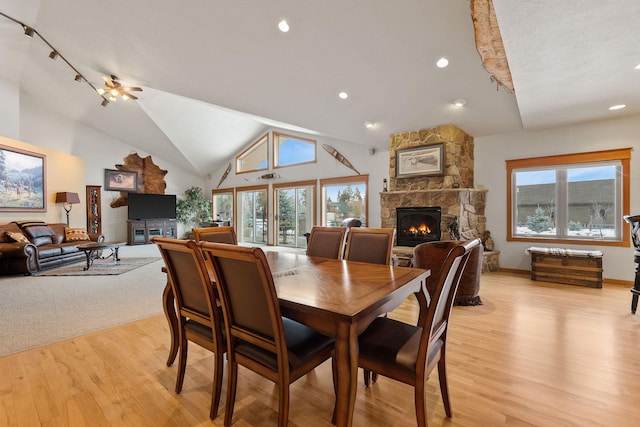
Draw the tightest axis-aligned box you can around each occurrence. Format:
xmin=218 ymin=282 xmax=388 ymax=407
xmin=199 ymin=242 xmax=335 ymax=426
xmin=152 ymin=237 xmax=225 ymax=419
xmin=306 ymin=226 xmax=347 ymax=259
xmin=344 ymin=227 xmax=395 ymax=265
xmin=192 ymin=226 xmax=237 ymax=245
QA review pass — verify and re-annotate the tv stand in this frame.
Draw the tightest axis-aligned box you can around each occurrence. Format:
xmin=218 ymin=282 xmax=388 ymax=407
xmin=127 ymin=219 xmax=177 ymax=245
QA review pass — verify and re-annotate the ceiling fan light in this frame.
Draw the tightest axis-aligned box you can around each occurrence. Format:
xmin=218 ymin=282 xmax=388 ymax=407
xmin=122 ymin=94 xmax=130 ymax=101
xmin=109 ymin=95 xmax=117 ymax=102
xmin=97 ymin=88 xmax=105 ymax=95
xmin=110 ymin=89 xmax=119 ymax=96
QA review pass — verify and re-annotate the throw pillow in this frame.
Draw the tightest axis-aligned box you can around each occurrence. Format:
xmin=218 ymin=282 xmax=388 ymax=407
xmin=65 ymin=227 xmax=91 ymax=242
xmin=6 ymin=231 xmax=30 ymax=243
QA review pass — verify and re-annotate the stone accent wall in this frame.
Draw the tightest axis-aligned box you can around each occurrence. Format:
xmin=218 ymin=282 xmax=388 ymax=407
xmin=389 ymin=124 xmax=475 ymax=192
xmin=382 ymin=123 xmax=486 ymax=241
xmin=380 ymin=189 xmax=487 ymax=240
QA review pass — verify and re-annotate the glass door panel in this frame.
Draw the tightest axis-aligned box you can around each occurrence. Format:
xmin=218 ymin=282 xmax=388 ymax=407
xmin=238 ymin=189 xmax=267 ymax=244
xmin=276 ymin=185 xmax=314 ymax=248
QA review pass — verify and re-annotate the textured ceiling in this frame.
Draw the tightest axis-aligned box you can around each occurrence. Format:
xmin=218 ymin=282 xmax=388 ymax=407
xmin=1 ymin=0 xmax=637 ymax=176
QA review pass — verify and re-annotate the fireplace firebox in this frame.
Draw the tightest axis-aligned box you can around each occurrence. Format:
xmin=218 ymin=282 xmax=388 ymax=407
xmin=396 ymin=207 xmax=441 ymax=247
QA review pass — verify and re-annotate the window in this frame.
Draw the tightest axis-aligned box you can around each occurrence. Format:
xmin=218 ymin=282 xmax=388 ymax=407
xmin=273 ymin=132 xmax=316 ymax=168
xmin=320 ymin=175 xmax=368 ymax=227
xmin=507 ymin=148 xmax=631 ymax=246
xmin=236 ymin=185 xmax=267 ymax=244
xmin=212 ymin=189 xmax=234 ymax=224
xmin=273 ymin=180 xmax=316 ymax=249
xmin=236 ymin=134 xmax=268 ymax=173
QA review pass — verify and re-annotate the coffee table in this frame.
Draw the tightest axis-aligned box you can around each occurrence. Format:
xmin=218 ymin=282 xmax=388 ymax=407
xmin=77 ymin=241 xmax=127 ymax=271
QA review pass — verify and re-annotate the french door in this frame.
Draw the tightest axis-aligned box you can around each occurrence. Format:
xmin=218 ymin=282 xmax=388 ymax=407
xmin=237 ymin=186 xmax=267 ymax=244
xmin=274 ymin=181 xmax=315 ymax=248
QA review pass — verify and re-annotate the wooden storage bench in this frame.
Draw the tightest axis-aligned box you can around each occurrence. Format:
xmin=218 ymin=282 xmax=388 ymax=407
xmin=526 ymin=247 xmax=603 ymax=288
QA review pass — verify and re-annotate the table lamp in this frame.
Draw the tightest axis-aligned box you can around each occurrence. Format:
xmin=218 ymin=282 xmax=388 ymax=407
xmin=55 ymin=192 xmax=80 ymax=226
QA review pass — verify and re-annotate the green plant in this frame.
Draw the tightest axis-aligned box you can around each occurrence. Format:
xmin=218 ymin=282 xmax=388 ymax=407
xmin=176 ymin=186 xmax=212 ymax=236
xmin=526 ymin=206 xmax=553 ymax=233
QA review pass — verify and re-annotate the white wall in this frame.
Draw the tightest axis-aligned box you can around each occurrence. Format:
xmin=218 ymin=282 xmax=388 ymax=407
xmin=476 ymin=114 xmax=640 ymax=282
xmin=214 ymin=130 xmax=388 ymax=244
xmin=0 ymin=78 xmax=19 ymax=140
xmin=0 ymin=91 xmax=206 ymax=241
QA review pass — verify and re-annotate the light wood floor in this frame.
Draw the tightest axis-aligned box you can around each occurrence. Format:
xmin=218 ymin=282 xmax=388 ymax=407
xmin=2 ymin=272 xmax=640 ymax=426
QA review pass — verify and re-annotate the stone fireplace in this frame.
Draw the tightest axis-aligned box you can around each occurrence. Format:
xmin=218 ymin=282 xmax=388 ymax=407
xmin=381 ymin=124 xmax=487 ymax=242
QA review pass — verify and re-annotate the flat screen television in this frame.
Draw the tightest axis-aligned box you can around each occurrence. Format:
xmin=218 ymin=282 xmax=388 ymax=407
xmin=127 ymin=193 xmax=177 ymax=220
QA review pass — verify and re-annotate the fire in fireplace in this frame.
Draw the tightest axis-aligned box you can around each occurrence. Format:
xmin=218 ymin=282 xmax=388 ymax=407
xmin=396 ymin=207 xmax=441 ymax=247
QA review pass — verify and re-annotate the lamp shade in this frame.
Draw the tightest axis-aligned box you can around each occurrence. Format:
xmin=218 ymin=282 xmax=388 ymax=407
xmin=55 ymin=192 xmax=80 ymax=204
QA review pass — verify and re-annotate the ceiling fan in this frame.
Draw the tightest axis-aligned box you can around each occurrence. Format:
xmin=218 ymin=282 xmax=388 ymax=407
xmin=97 ymin=75 xmax=142 ymax=102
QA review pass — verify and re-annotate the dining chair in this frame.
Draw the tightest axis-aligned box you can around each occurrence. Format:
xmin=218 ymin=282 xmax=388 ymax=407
xmin=153 ymin=237 xmax=226 ymax=420
xmin=192 ymin=226 xmax=237 ymax=245
xmin=199 ymin=242 xmax=336 ymax=427
xmin=413 ymin=240 xmax=484 ymax=306
xmin=305 ymin=226 xmax=347 ymax=259
xmin=358 ymin=238 xmax=481 ymax=427
xmin=343 ymin=227 xmax=396 ymax=265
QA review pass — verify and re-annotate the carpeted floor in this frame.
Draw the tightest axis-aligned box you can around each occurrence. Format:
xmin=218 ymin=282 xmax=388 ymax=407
xmin=37 ymin=257 xmax=160 ymax=276
xmin=0 ymin=244 xmax=166 ymax=356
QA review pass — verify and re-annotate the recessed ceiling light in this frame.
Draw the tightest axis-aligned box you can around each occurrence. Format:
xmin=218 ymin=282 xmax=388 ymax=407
xmin=635 ymin=63 xmax=640 ymax=70
xmin=364 ymin=121 xmax=375 ymax=129
xmin=452 ymin=99 xmax=466 ymax=108
xmin=338 ymin=91 xmax=349 ymax=99
xmin=436 ymin=57 xmax=449 ymax=68
xmin=278 ymin=20 xmax=290 ymax=32
xmin=609 ymin=104 xmax=626 ymax=111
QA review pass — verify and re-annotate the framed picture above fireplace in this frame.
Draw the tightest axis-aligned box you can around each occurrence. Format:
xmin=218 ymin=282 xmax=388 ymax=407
xmin=396 ymin=144 xmax=444 ymax=178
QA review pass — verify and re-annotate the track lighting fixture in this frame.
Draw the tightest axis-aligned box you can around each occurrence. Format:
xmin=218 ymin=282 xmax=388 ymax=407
xmin=1 ymin=11 xmax=112 ymax=107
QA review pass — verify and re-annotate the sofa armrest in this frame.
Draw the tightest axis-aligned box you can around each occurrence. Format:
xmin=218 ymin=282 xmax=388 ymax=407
xmin=0 ymin=241 xmax=36 ymax=258
xmin=0 ymin=241 xmax=38 ymax=275
xmin=89 ymin=233 xmax=105 ymax=243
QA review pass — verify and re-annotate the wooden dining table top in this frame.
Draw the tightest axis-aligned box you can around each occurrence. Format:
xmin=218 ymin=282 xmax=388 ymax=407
xmin=265 ymin=251 xmax=430 ymax=328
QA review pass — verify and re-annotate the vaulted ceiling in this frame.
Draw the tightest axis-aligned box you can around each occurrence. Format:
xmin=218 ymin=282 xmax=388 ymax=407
xmin=1 ymin=0 xmax=638 ymax=176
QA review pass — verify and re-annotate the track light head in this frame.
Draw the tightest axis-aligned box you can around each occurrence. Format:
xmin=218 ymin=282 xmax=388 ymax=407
xmin=49 ymin=50 xmax=58 ymax=60
xmin=23 ymin=26 xmax=34 ymax=37
xmin=74 ymin=74 xmax=82 ymax=82
xmin=101 ymin=99 xmax=109 ymax=107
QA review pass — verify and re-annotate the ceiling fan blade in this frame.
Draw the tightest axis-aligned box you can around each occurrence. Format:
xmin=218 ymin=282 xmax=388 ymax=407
xmin=123 ymin=92 xmax=138 ymax=100
xmin=121 ymin=86 xmax=142 ymax=92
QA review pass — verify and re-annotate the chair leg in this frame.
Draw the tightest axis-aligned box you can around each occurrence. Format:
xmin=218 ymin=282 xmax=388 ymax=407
xmin=224 ymin=359 xmax=238 ymax=427
xmin=175 ymin=337 xmax=188 ymax=393
xmin=278 ymin=382 xmax=290 ymax=427
xmin=415 ymin=378 xmax=427 ymax=427
xmin=332 ymin=357 xmax=338 ymax=424
xmin=371 ymin=372 xmax=378 ymax=383
xmin=438 ymin=358 xmax=452 ymax=417
xmin=209 ymin=351 xmax=225 ymax=419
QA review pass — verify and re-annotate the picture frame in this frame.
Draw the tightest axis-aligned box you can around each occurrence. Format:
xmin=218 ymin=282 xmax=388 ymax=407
xmin=104 ymin=169 xmax=138 ymax=192
xmin=396 ymin=144 xmax=444 ymax=178
xmin=0 ymin=144 xmax=46 ymax=212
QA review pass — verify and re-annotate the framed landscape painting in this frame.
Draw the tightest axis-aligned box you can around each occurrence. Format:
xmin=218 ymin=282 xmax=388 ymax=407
xmin=0 ymin=145 xmax=46 ymax=212
xmin=396 ymin=144 xmax=444 ymax=178
xmin=104 ymin=169 xmax=138 ymax=192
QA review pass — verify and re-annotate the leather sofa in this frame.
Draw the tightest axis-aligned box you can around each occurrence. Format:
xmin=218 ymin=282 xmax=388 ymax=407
xmin=0 ymin=221 xmax=104 ymax=275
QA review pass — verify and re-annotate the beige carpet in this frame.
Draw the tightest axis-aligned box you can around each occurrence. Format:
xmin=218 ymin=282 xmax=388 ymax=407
xmin=37 ymin=257 xmax=160 ymax=276
xmin=0 ymin=245 xmax=167 ymax=357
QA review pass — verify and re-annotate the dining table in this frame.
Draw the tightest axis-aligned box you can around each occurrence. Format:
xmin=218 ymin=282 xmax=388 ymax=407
xmin=162 ymin=250 xmax=430 ymax=427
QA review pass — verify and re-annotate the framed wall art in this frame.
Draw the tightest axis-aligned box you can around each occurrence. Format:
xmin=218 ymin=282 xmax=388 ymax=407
xmin=104 ymin=169 xmax=138 ymax=192
xmin=0 ymin=144 xmax=46 ymax=212
xmin=396 ymin=144 xmax=444 ymax=178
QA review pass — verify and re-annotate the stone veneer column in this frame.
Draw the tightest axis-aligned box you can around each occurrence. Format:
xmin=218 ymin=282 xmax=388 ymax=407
xmin=389 ymin=123 xmax=474 ymax=191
